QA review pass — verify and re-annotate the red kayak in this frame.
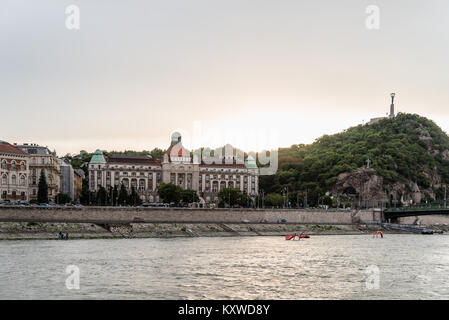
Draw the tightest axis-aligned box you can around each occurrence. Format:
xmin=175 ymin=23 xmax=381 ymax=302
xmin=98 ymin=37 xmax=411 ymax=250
xmin=285 ymin=230 xmax=310 ymax=240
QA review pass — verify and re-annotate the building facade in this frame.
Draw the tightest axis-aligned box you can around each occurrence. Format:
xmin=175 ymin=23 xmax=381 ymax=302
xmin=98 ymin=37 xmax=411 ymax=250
xmin=74 ymin=169 xmax=85 ymax=204
xmin=16 ymin=144 xmax=61 ymax=202
xmin=89 ymin=133 xmax=259 ymax=204
xmin=59 ymin=160 xmax=75 ymax=201
xmin=0 ymin=141 xmax=29 ymax=202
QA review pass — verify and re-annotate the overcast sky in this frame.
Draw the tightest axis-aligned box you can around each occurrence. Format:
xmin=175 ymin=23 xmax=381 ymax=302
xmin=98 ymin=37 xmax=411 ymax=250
xmin=1 ymin=0 xmax=449 ymax=155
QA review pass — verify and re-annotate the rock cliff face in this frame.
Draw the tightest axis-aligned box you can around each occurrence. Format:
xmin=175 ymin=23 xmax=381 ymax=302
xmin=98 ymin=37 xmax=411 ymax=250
xmin=331 ymin=167 xmax=442 ymax=205
xmin=331 ymin=168 xmax=387 ymax=203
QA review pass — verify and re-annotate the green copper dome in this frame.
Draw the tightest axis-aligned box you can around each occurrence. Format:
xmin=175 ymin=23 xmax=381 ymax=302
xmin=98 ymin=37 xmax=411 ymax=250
xmin=245 ymin=155 xmax=258 ymax=169
xmin=90 ymin=149 xmax=106 ymax=164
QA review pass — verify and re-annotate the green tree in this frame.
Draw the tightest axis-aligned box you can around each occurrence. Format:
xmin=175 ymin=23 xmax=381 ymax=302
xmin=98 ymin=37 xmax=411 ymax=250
xmin=150 ymin=148 xmax=165 ymax=159
xmin=96 ymin=186 xmax=107 ymax=206
xmin=180 ymin=189 xmax=199 ymax=205
xmin=37 ymin=170 xmax=48 ymax=204
xmin=264 ymin=193 xmax=284 ymax=207
xmin=218 ymin=188 xmax=243 ymax=207
xmin=128 ymin=186 xmax=142 ymax=206
xmin=80 ymin=178 xmax=90 ymax=205
xmin=112 ymin=185 xmax=119 ymax=206
xmin=158 ymin=183 xmax=182 ymax=205
xmin=118 ymin=184 xmax=129 ymax=206
xmin=55 ymin=193 xmax=71 ymax=204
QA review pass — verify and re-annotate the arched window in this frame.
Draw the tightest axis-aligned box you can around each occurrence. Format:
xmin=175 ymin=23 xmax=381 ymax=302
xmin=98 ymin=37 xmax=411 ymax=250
xmin=11 ymin=175 xmax=17 ymax=185
xmin=1 ymin=175 xmax=7 ymax=185
xmin=139 ymin=179 xmax=145 ymax=192
xmin=20 ymin=175 xmax=26 ymax=186
xmin=1 ymin=160 xmax=6 ymax=169
xmin=20 ymin=162 xmax=25 ymax=170
xmin=11 ymin=160 xmax=16 ymax=168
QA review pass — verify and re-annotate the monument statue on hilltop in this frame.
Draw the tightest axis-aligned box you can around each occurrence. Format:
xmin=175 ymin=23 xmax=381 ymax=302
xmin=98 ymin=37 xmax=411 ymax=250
xmin=389 ymin=93 xmax=396 ymax=119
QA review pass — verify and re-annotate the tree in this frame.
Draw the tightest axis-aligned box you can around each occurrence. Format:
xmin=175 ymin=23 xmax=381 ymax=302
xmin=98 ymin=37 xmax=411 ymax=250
xmin=264 ymin=193 xmax=284 ymax=207
xmin=150 ymin=148 xmax=165 ymax=159
xmin=112 ymin=185 xmax=119 ymax=206
xmin=118 ymin=184 xmax=129 ymax=206
xmin=37 ymin=169 xmax=48 ymax=204
xmin=80 ymin=178 xmax=90 ymax=205
xmin=96 ymin=186 xmax=107 ymax=206
xmin=55 ymin=193 xmax=71 ymax=204
xmin=218 ymin=188 xmax=242 ymax=207
xmin=128 ymin=186 xmax=142 ymax=206
xmin=181 ymin=189 xmax=199 ymax=205
xmin=158 ymin=183 xmax=182 ymax=205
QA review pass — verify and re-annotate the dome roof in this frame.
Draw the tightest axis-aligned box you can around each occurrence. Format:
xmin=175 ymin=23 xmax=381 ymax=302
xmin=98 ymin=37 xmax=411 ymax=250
xmin=245 ymin=155 xmax=258 ymax=168
xmin=89 ymin=149 xmax=106 ymax=164
xmin=171 ymin=132 xmax=182 ymax=146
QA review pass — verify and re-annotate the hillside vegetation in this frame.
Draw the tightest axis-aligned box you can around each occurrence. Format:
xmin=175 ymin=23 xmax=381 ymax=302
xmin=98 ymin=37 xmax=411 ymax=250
xmin=259 ymin=113 xmax=449 ymax=206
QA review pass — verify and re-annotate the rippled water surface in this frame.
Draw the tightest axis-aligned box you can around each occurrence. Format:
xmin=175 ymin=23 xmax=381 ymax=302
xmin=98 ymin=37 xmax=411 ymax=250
xmin=1 ymin=235 xmax=449 ymax=299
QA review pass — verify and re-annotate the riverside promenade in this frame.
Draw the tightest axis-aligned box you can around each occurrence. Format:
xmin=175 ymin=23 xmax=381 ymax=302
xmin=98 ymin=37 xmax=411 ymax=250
xmin=0 ymin=206 xmax=382 ymax=225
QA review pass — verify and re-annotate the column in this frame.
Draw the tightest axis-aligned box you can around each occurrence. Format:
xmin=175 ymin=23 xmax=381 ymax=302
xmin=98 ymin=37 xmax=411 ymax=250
xmin=152 ymin=172 xmax=156 ymax=191
xmin=94 ymin=170 xmax=98 ymax=191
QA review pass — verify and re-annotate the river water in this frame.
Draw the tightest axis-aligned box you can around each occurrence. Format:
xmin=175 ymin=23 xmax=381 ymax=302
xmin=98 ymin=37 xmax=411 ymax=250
xmin=1 ymin=234 xmax=449 ymax=299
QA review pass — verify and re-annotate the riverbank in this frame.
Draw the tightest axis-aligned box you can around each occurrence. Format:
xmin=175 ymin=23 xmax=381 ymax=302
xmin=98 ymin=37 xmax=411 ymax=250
xmin=0 ymin=221 xmax=415 ymax=240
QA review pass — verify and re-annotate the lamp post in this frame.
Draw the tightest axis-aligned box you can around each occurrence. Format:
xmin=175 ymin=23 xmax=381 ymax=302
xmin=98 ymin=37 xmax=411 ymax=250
xmin=282 ymin=187 xmax=289 ymax=208
xmin=261 ymin=189 xmax=265 ymax=209
xmin=444 ymin=185 xmax=447 ymax=208
xmin=304 ymin=188 xmax=308 ymax=208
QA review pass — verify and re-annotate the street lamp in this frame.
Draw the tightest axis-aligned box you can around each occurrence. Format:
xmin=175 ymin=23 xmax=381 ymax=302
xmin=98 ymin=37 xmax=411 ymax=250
xmin=282 ymin=187 xmax=288 ymax=208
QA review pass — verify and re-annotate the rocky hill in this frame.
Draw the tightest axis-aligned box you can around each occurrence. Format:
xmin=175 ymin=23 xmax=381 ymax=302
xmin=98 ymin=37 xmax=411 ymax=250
xmin=259 ymin=113 xmax=449 ymax=207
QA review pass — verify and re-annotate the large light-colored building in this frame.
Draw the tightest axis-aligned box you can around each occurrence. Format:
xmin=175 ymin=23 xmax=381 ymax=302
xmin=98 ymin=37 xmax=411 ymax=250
xmin=89 ymin=133 xmax=259 ymax=204
xmin=0 ymin=141 xmax=29 ymax=202
xmin=16 ymin=143 xmax=61 ymax=202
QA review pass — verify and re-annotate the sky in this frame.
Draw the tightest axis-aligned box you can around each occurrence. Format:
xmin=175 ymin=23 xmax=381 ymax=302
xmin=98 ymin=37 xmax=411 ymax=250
xmin=1 ymin=0 xmax=449 ymax=155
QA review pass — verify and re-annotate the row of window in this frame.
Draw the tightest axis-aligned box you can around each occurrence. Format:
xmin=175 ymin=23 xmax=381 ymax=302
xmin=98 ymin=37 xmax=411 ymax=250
xmin=30 ymin=157 xmax=55 ymax=165
xmin=91 ymin=165 xmax=159 ymax=170
xmin=94 ymin=171 xmax=162 ymax=178
xmin=1 ymin=190 xmax=26 ymax=200
xmin=1 ymin=160 xmax=26 ymax=170
xmin=1 ymin=174 xmax=27 ymax=186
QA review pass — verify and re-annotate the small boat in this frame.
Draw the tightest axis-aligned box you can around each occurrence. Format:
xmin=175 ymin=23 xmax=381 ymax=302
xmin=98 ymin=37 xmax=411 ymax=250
xmin=285 ymin=230 xmax=310 ymax=240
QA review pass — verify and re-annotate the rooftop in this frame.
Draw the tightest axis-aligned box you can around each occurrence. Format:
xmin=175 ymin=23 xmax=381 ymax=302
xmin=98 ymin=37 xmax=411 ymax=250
xmin=0 ymin=141 xmax=28 ymax=155
xmin=89 ymin=149 xmax=106 ymax=164
xmin=106 ymin=154 xmax=160 ymax=165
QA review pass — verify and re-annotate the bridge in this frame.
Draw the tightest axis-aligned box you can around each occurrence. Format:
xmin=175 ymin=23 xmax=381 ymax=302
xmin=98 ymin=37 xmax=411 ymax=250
xmin=383 ymin=204 xmax=449 ymax=220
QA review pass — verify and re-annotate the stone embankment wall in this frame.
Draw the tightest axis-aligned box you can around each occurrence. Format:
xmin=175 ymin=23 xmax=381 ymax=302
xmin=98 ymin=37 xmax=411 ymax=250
xmin=0 ymin=207 xmax=382 ymax=224
xmin=398 ymin=215 xmax=449 ymax=225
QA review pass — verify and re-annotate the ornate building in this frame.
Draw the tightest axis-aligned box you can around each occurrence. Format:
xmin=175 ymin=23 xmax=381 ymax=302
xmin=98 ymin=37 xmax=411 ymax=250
xmin=89 ymin=133 xmax=259 ymax=204
xmin=0 ymin=141 xmax=29 ymax=202
xmin=16 ymin=143 xmax=61 ymax=202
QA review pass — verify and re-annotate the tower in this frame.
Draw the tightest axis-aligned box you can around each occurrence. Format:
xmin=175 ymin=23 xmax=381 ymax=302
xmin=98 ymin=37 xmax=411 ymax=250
xmin=389 ymin=93 xmax=395 ymax=118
